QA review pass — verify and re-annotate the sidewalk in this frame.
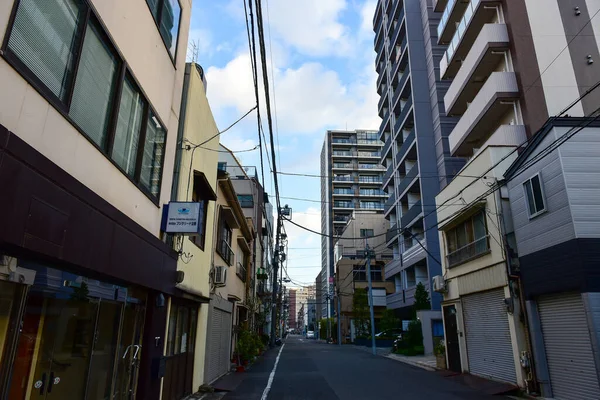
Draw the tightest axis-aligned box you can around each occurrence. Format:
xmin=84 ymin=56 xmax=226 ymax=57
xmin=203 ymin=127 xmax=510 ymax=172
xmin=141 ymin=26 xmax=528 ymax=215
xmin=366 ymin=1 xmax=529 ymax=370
xmin=386 ymin=353 xmax=437 ymax=371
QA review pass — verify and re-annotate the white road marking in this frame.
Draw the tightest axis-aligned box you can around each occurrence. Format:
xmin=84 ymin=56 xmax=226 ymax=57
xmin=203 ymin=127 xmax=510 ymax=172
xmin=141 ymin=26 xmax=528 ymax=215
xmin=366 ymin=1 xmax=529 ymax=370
xmin=260 ymin=344 xmax=286 ymax=400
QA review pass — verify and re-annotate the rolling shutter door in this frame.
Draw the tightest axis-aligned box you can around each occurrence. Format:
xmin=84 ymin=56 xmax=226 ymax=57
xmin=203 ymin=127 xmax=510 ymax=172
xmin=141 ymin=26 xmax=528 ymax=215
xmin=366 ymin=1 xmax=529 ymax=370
xmin=205 ymin=308 xmax=232 ymax=383
xmin=463 ymin=288 xmax=517 ymax=383
xmin=538 ymin=293 xmax=600 ymax=400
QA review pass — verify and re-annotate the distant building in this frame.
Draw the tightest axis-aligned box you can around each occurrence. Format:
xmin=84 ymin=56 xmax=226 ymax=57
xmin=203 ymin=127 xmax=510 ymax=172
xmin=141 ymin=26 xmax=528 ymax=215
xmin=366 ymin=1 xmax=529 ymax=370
xmin=320 ymin=129 xmax=387 ymax=321
xmin=288 ymin=289 xmax=297 ymax=329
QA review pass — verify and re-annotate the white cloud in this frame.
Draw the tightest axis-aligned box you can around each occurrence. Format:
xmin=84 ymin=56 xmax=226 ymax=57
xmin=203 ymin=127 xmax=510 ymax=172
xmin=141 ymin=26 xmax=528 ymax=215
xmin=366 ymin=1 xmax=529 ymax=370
xmin=282 ymin=207 xmax=322 ymax=285
xmin=359 ymin=0 xmax=377 ymax=41
xmin=205 ymin=54 xmax=381 ymax=136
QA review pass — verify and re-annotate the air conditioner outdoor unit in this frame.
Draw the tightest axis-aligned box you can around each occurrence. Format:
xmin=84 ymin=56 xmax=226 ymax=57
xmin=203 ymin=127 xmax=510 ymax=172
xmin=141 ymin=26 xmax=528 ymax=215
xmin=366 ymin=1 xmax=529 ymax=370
xmin=432 ymin=275 xmax=446 ymax=293
xmin=214 ymin=266 xmax=227 ymax=286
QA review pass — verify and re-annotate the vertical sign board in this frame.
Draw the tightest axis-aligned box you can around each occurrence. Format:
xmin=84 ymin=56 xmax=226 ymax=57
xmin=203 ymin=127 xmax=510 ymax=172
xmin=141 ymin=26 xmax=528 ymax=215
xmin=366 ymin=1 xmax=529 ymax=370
xmin=161 ymin=202 xmax=202 ymax=235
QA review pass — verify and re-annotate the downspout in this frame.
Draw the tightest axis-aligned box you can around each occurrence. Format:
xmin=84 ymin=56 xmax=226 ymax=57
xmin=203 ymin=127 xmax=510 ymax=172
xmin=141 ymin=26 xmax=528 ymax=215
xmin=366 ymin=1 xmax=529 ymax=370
xmin=170 ymin=63 xmax=193 ymax=201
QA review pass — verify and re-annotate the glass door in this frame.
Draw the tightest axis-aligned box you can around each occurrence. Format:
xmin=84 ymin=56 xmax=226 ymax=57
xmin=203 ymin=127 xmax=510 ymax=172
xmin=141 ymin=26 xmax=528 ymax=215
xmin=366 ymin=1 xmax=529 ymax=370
xmin=112 ymin=302 xmax=145 ymax=400
xmin=9 ymin=294 xmax=97 ymax=400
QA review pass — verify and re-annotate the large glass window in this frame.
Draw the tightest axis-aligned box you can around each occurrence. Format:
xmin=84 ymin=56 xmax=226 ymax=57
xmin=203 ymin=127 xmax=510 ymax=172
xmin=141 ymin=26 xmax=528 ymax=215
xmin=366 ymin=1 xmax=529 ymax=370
xmin=112 ymin=77 xmax=145 ymax=177
xmin=140 ymin=111 xmax=166 ymax=197
xmin=7 ymin=0 xmax=83 ymax=101
xmin=146 ymin=0 xmax=181 ymax=59
xmin=69 ymin=23 xmax=118 ymax=149
xmin=445 ymin=210 xmax=489 ymax=267
xmin=524 ymin=174 xmax=546 ymax=218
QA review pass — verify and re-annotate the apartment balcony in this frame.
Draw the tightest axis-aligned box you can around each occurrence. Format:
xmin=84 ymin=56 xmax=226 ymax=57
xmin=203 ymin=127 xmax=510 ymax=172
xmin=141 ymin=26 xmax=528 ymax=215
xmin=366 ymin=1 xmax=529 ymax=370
xmin=333 ymin=202 xmax=354 ymax=210
xmin=437 ymin=0 xmax=470 ymax=45
xmin=387 ymin=283 xmax=430 ymax=310
xmin=447 ymin=236 xmax=490 ymax=267
xmin=445 ymin=24 xmax=510 ymax=115
xmin=332 ymin=138 xmax=356 ymax=146
xmin=381 ymin=136 xmax=392 ymax=161
xmin=360 ymin=189 xmax=387 ymax=197
xmin=377 ymin=68 xmax=387 ymax=94
xmin=332 ymin=163 xmax=354 ymax=171
xmin=397 ymin=164 xmax=419 ymax=198
xmin=388 ymin=0 xmax=402 ymax=24
xmin=332 ymin=150 xmax=354 ymax=158
xmin=434 ymin=0 xmax=449 ymax=12
xmin=379 ymin=111 xmax=391 ymax=136
xmin=384 ymin=257 xmax=401 ymax=280
xmin=440 ymin=0 xmax=501 ymax=79
xmin=392 ymin=68 xmax=410 ymax=109
xmin=401 ymin=200 xmax=422 ymax=229
xmin=374 ymin=13 xmax=385 ymax=47
xmin=484 ymin=124 xmax=528 ymax=148
xmin=333 ymin=176 xmax=353 ymax=183
xmin=378 ymin=88 xmax=388 ymax=113
xmin=390 ymin=8 xmax=406 ymax=48
xmin=448 ymin=72 xmax=520 ymax=156
xmin=236 ymin=262 xmax=247 ymax=283
xmin=358 ymin=151 xmax=381 ymax=159
xmin=358 ymin=202 xmax=384 ymax=211
xmin=358 ymin=164 xmax=385 ymax=171
xmin=383 ymin=192 xmax=396 ymax=217
xmin=402 ymin=241 xmax=427 ymax=270
xmin=376 ymin=39 xmax=386 ymax=66
xmin=358 ymin=176 xmax=383 ymax=185
xmin=333 ymin=215 xmax=350 ymax=224
xmin=357 ymin=139 xmax=383 ymax=146
xmin=394 ymin=97 xmax=413 ymax=136
xmin=395 ymin=129 xmax=415 ymax=166
xmin=382 ymin=163 xmax=394 ymax=187
xmin=373 ymin=5 xmax=383 ymax=33
xmin=332 ymin=189 xmax=354 ymax=196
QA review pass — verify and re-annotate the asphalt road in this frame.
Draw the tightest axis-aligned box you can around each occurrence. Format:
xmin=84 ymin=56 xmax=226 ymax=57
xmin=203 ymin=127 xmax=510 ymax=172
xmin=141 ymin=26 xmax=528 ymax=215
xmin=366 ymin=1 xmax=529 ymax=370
xmin=222 ymin=335 xmax=508 ymax=400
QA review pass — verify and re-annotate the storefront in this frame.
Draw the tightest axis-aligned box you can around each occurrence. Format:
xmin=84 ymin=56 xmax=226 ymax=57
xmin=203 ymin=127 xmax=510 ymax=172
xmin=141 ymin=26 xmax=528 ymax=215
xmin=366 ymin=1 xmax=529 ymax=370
xmin=0 ymin=125 xmax=178 ymax=400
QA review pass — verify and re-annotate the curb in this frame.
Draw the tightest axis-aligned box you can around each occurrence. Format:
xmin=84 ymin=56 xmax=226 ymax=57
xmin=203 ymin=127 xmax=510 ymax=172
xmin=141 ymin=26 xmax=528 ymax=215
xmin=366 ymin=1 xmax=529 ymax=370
xmin=385 ymin=354 xmax=437 ymax=372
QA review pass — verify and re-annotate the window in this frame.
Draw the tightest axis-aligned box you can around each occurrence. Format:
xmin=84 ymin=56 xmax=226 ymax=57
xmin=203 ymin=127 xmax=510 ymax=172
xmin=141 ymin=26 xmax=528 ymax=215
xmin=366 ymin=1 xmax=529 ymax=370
xmin=237 ymin=195 xmax=254 ymax=208
xmin=139 ymin=111 xmax=166 ymax=197
xmin=523 ymin=174 xmax=546 ymax=218
xmin=353 ymin=265 xmax=383 ymax=282
xmin=165 ymin=303 xmax=197 ymax=356
xmin=145 ymin=0 xmax=181 ymax=59
xmin=189 ymin=176 xmax=209 ymax=250
xmin=3 ymin=0 xmax=168 ymax=202
xmin=445 ymin=210 xmax=489 ymax=267
xmin=217 ymin=212 xmax=234 ymax=265
xmin=217 ymin=162 xmax=227 ymax=172
xmin=360 ymin=229 xmax=374 ymax=237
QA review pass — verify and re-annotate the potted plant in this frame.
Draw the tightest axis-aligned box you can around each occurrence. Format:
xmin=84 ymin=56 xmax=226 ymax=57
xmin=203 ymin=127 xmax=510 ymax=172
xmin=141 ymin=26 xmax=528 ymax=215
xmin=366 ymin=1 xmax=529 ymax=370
xmin=434 ymin=339 xmax=446 ymax=369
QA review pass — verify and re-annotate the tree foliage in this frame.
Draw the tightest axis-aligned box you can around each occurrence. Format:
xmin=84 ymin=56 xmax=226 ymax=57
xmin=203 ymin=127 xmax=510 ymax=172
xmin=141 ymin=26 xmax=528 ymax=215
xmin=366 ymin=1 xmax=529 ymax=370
xmin=413 ymin=282 xmax=431 ymax=317
xmin=352 ymin=288 xmax=370 ymax=337
xmin=380 ymin=309 xmax=400 ymax=333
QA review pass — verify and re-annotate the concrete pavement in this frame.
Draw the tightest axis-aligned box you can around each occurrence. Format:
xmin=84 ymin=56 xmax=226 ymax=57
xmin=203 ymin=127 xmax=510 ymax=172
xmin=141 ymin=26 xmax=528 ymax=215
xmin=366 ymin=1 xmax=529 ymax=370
xmin=221 ymin=335 xmax=509 ymax=400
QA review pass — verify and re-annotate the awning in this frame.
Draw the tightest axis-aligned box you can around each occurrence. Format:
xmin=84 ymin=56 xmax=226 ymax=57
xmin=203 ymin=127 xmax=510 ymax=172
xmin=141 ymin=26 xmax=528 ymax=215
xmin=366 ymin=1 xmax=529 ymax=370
xmin=220 ymin=206 xmax=240 ymax=229
xmin=193 ymin=171 xmax=217 ymax=201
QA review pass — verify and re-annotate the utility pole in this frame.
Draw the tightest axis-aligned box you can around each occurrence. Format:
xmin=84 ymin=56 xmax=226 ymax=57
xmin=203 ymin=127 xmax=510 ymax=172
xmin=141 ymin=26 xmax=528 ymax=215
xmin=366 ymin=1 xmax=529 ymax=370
xmin=326 ymin=293 xmax=331 ymax=342
xmin=270 ymin=213 xmax=281 ymax=346
xmin=336 ymin=287 xmax=342 ymax=346
xmin=365 ymin=244 xmax=377 ymax=355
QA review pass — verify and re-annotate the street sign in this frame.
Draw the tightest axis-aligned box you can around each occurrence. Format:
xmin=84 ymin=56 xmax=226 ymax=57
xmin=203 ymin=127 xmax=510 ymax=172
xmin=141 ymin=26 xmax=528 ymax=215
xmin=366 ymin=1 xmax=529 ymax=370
xmin=161 ymin=202 xmax=202 ymax=234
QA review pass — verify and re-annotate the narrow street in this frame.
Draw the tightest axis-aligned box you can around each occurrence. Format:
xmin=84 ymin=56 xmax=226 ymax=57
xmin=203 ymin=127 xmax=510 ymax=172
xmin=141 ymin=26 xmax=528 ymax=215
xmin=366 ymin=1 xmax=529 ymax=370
xmin=220 ymin=335 xmax=507 ymax=400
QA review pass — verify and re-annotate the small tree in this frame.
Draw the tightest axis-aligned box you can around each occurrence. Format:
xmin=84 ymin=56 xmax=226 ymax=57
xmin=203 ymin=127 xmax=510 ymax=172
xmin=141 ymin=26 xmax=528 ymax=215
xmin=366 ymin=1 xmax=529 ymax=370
xmin=379 ymin=309 xmax=400 ymax=333
xmin=352 ymin=288 xmax=370 ymax=337
xmin=413 ymin=282 xmax=431 ymax=317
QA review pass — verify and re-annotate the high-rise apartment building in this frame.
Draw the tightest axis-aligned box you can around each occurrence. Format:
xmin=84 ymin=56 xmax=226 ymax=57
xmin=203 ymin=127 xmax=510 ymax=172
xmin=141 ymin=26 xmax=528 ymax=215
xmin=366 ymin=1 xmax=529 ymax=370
xmin=374 ymin=0 xmax=463 ymax=318
xmin=320 ymin=130 xmax=387 ymax=319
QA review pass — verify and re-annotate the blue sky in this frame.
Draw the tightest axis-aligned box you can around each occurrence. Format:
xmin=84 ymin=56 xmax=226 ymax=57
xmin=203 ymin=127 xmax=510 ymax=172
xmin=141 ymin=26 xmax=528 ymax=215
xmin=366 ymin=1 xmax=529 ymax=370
xmin=188 ymin=0 xmax=380 ymax=287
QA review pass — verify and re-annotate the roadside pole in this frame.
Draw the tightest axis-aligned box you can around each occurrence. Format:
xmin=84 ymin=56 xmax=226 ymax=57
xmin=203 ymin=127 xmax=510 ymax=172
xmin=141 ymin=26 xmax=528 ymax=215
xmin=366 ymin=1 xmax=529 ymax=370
xmin=336 ymin=288 xmax=342 ymax=346
xmin=365 ymin=244 xmax=377 ymax=355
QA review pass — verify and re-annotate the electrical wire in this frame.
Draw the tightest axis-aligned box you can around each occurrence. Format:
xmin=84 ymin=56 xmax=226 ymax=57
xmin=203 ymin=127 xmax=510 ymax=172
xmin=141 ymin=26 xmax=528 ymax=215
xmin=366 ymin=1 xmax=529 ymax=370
xmin=194 ymin=145 xmax=258 ymax=153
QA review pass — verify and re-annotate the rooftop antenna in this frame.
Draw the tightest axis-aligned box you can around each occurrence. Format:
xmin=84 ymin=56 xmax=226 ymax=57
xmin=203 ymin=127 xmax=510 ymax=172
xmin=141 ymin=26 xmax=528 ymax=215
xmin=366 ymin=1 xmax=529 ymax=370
xmin=188 ymin=40 xmax=199 ymax=64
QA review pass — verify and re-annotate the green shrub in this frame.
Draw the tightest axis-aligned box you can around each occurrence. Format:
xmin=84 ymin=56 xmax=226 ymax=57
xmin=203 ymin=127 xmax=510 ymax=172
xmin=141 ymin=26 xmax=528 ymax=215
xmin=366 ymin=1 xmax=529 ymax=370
xmin=394 ymin=345 xmax=425 ymax=356
xmin=405 ymin=319 xmax=423 ymax=347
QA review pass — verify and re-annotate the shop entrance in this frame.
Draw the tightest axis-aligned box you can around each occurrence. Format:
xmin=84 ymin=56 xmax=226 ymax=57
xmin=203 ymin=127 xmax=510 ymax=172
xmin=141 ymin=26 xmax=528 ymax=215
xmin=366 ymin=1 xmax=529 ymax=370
xmin=6 ymin=265 xmax=146 ymax=400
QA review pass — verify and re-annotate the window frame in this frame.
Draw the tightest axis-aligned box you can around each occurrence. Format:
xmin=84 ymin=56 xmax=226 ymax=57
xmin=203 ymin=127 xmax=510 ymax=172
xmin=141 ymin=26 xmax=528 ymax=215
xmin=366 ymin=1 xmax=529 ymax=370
xmin=237 ymin=194 xmax=254 ymax=208
xmin=1 ymin=0 xmax=168 ymax=205
xmin=444 ymin=209 xmax=490 ymax=267
xmin=360 ymin=229 xmax=374 ymax=238
xmin=144 ymin=0 xmax=183 ymax=64
xmin=522 ymin=173 xmax=547 ymax=219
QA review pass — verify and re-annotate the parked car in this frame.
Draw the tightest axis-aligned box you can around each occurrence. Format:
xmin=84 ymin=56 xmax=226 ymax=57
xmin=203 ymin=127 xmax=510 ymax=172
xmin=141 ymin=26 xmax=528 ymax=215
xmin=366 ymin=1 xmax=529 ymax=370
xmin=375 ymin=328 xmax=403 ymax=339
xmin=306 ymin=331 xmax=315 ymax=339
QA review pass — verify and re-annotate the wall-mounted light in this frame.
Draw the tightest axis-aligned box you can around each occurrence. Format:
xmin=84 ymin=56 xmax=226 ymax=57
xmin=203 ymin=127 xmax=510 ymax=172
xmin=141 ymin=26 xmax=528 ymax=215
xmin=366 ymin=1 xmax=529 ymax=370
xmin=587 ymin=55 xmax=594 ymax=65
xmin=575 ymin=6 xmax=581 ymax=16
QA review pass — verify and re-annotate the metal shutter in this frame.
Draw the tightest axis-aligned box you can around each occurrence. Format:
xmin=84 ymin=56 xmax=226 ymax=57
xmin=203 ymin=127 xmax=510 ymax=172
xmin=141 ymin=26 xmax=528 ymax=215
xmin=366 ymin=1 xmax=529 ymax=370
xmin=463 ymin=288 xmax=517 ymax=383
xmin=538 ymin=293 xmax=600 ymax=400
xmin=205 ymin=308 xmax=232 ymax=383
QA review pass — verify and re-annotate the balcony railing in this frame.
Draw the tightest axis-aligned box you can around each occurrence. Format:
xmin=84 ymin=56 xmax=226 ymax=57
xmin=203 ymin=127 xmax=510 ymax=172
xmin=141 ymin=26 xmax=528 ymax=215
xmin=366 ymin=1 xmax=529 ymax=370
xmin=390 ymin=8 xmax=405 ymax=48
xmin=394 ymin=97 xmax=413 ymax=135
xmin=333 ymin=189 xmax=354 ymax=195
xmin=397 ymin=164 xmax=419 ymax=196
xmin=383 ymin=163 xmax=394 ymax=185
xmin=333 ymin=163 xmax=353 ymax=169
xmin=332 ymin=138 xmax=356 ymax=144
xmin=357 ymin=139 xmax=382 ymax=145
xmin=360 ymin=189 xmax=387 ymax=196
xmin=381 ymin=136 xmax=392 ymax=160
xmin=333 ymin=150 xmax=353 ymax=157
xmin=359 ymin=202 xmax=384 ymax=210
xmin=447 ymin=236 xmax=490 ymax=267
xmin=379 ymin=110 xmax=390 ymax=134
xmin=358 ymin=151 xmax=381 ymax=158
xmin=395 ymin=129 xmax=415 ymax=165
xmin=218 ymin=239 xmax=234 ymax=266
xmin=393 ymin=68 xmax=410 ymax=107
xmin=384 ymin=192 xmax=396 ymax=215
xmin=333 ymin=176 xmax=353 ymax=182
xmin=334 ymin=216 xmax=350 ymax=223
xmin=236 ymin=262 xmax=247 ymax=282
xmin=401 ymin=200 xmax=422 ymax=228
xmin=333 ymin=202 xmax=354 ymax=209
xmin=378 ymin=89 xmax=388 ymax=112
xmin=359 ymin=176 xmax=383 ymax=184
xmin=358 ymin=164 xmax=384 ymax=170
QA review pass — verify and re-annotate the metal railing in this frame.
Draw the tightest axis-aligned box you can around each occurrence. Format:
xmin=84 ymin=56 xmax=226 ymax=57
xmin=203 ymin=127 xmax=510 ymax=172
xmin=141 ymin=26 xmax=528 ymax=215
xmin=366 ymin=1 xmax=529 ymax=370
xmin=359 ymin=176 xmax=383 ymax=184
xmin=333 ymin=176 xmax=353 ymax=182
xmin=444 ymin=0 xmax=482 ymax=65
xmin=390 ymin=8 xmax=405 ymax=48
xmin=359 ymin=202 xmax=384 ymax=210
xmin=333 ymin=151 xmax=353 ymax=157
xmin=333 ymin=189 xmax=354 ymax=195
xmin=447 ymin=235 xmax=490 ymax=267
xmin=395 ymin=129 xmax=415 ymax=165
xmin=386 ymin=224 xmax=398 ymax=243
xmin=397 ymin=164 xmax=419 ymax=196
xmin=332 ymin=138 xmax=356 ymax=144
xmin=393 ymin=66 xmax=410 ymax=107
xmin=333 ymin=202 xmax=354 ymax=208
xmin=384 ymin=192 xmax=396 ymax=215
xmin=382 ymin=163 xmax=394 ymax=185
xmin=333 ymin=163 xmax=353 ymax=169
xmin=401 ymin=200 xmax=422 ymax=228
xmin=218 ymin=239 xmax=234 ymax=266
xmin=437 ymin=0 xmax=457 ymax=39
xmin=358 ymin=151 xmax=381 ymax=158
xmin=382 ymin=136 xmax=392 ymax=159
xmin=236 ymin=262 xmax=247 ymax=282
xmin=394 ymin=97 xmax=413 ymax=134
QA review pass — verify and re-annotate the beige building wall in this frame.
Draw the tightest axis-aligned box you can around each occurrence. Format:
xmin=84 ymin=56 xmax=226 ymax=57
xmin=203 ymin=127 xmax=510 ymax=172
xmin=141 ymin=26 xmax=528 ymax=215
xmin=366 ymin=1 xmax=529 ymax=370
xmin=435 ymin=145 xmax=527 ymax=386
xmin=172 ymin=64 xmax=220 ymax=390
xmin=0 ymin=0 xmax=191 ymax=237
